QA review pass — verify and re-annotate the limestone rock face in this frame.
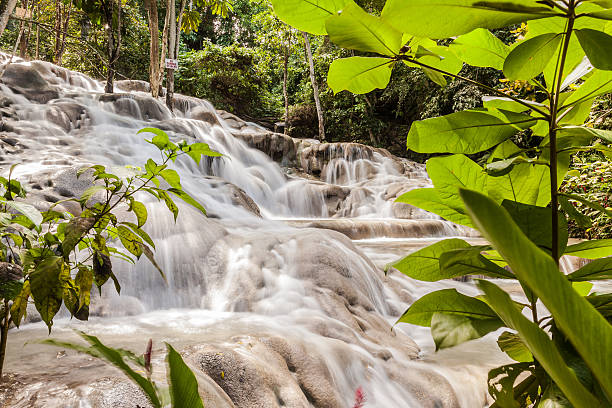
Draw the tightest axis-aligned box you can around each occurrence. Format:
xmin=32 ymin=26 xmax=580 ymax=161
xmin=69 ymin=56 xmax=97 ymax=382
xmin=1 ymin=63 xmax=59 ymax=104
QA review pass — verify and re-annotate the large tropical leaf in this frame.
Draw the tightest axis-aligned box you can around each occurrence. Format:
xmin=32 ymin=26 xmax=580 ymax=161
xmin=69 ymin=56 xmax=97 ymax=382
xmin=406 ymin=109 xmax=536 ymax=154
xmin=430 ymin=312 xmax=503 ymax=350
xmin=380 ymin=0 xmax=555 ymax=38
xmin=327 ymin=57 xmax=394 ymax=94
xmin=478 ymin=280 xmax=601 ymax=408
xmin=564 ymin=239 xmax=612 ymax=258
xmin=504 ymin=33 xmax=563 ymax=80
xmin=460 ymin=189 xmax=612 ymax=400
xmin=325 ymin=1 xmax=402 ymax=56
xmin=450 ymin=28 xmax=509 ymax=69
xmin=397 ymin=288 xmax=499 ymax=326
xmin=270 ymin=0 xmax=350 ymax=35
xmin=575 ymin=28 xmax=612 ymax=70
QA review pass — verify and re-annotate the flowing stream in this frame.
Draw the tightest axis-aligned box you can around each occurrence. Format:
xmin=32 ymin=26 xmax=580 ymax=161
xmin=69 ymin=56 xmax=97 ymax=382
xmin=1 ymin=57 xmax=512 ymax=408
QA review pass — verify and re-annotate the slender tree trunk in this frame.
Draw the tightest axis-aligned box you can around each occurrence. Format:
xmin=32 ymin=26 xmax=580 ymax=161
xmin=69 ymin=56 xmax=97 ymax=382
xmin=282 ymin=32 xmax=290 ymax=135
xmin=104 ymin=0 xmax=121 ymax=93
xmin=0 ymin=300 xmax=10 ymax=379
xmin=34 ymin=0 xmax=39 ymax=59
xmin=54 ymin=0 xmax=61 ymax=63
xmin=56 ymin=3 xmax=71 ymax=65
xmin=0 ymin=0 xmax=17 ymax=39
xmin=144 ymin=0 xmax=160 ymax=97
xmin=302 ymin=31 xmax=325 ymax=141
xmin=165 ymin=0 xmax=176 ymax=110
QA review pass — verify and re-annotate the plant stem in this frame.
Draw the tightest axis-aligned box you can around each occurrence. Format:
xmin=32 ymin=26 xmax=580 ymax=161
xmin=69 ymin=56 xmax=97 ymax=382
xmin=550 ymin=5 xmax=576 ymax=265
xmin=0 ymin=299 xmax=10 ymax=379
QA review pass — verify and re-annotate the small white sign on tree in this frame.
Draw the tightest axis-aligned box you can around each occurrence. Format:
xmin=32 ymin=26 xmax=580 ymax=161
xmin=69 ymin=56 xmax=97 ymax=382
xmin=165 ymin=59 xmax=179 ymax=70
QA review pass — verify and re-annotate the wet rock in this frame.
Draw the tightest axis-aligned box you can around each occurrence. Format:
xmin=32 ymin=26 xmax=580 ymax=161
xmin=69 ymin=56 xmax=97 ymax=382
xmin=0 ymin=262 xmax=22 ymax=281
xmin=114 ymin=80 xmax=151 ymax=93
xmin=189 ymin=105 xmax=221 ymax=126
xmin=1 ymin=63 xmax=59 ymax=103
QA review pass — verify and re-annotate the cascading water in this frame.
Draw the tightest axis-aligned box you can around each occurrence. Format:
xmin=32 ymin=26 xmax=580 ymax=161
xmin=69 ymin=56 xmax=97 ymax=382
xmin=2 ymin=57 xmax=505 ymax=408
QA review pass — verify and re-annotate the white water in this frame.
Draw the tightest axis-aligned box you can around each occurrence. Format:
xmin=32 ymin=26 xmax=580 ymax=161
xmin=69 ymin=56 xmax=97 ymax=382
xmin=2 ymin=58 xmax=504 ymax=408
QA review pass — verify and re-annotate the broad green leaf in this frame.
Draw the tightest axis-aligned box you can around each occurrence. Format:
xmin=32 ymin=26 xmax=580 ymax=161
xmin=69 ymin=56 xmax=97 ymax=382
xmin=567 ymin=258 xmax=612 ymax=281
xmin=42 ymin=332 xmax=162 ymax=408
xmin=407 ymin=44 xmax=464 ymax=85
xmin=485 ymin=156 xmax=546 ymax=177
xmin=487 ymin=162 xmax=551 ymax=207
xmin=563 ymin=69 xmax=612 ymax=108
xmin=501 ymin=200 xmax=568 ymax=254
xmin=385 ymin=238 xmax=471 ymax=280
xmin=450 ymin=28 xmax=509 ymax=69
xmin=116 ymin=225 xmax=143 ymax=258
xmin=461 ymin=189 xmax=612 ymax=400
xmin=397 ymin=155 xmax=487 ymax=227
xmin=10 ymin=280 xmax=30 ymax=327
xmin=497 ymin=331 xmax=533 ymax=362
xmin=558 ymin=126 xmax=612 ymax=144
xmin=166 ymin=343 xmax=204 ymax=408
xmin=380 ymin=0 xmax=555 ymax=38
xmin=184 ymin=143 xmax=222 ymax=165
xmin=167 ymin=188 xmax=207 ymax=216
xmin=122 ymin=222 xmax=155 ymax=249
xmin=75 ymin=266 xmax=93 ymax=317
xmin=139 ymin=127 xmax=171 ymax=150
xmin=428 ymin=154 xmax=487 ymax=204
xmin=159 ymin=169 xmax=182 ymax=189
xmin=575 ymin=28 xmax=612 ymax=70
xmin=397 ymin=288 xmax=498 ymax=326
xmin=395 ymin=188 xmax=473 ymax=227
xmin=431 ymin=312 xmax=503 ymax=350
xmin=572 ymin=281 xmax=593 ymax=297
xmin=327 ymin=57 xmax=394 ymax=94
xmin=325 ymin=1 xmax=402 ymax=56
xmin=157 ymin=190 xmax=179 ymax=221
xmin=6 ymin=201 xmax=42 ymax=226
xmin=482 ymin=96 xmax=546 ymax=114
xmin=270 ymin=0 xmax=350 ymax=35
xmin=488 ymin=139 xmax=522 ymax=161
xmin=564 ymin=239 xmax=612 ymax=259
xmin=29 ymin=256 xmax=64 ymax=331
xmin=62 ymin=217 xmax=96 ymax=257
xmin=478 ymin=280 xmax=600 ymax=408
xmin=130 ymin=200 xmax=148 ymax=228
xmin=407 ymin=110 xmax=536 ymax=154
xmin=439 ymin=246 xmax=514 ymax=279
xmin=503 ymin=33 xmax=563 ymax=80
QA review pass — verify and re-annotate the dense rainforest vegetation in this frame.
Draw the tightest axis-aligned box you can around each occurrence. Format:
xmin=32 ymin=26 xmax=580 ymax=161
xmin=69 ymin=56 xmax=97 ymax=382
xmin=0 ymin=0 xmax=611 ymax=407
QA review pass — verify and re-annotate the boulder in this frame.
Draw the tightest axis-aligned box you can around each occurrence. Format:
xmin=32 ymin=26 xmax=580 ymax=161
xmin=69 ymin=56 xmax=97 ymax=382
xmin=1 ymin=63 xmax=59 ymax=103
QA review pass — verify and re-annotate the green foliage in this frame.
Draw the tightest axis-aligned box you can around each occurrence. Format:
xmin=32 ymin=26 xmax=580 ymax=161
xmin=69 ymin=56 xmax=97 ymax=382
xmin=0 ymin=128 xmax=220 ymax=375
xmin=176 ymin=41 xmax=282 ymax=118
xmin=562 ymin=160 xmax=612 ymax=239
xmin=42 ymin=332 xmax=205 ymax=408
xmin=270 ymin=0 xmax=612 ymax=405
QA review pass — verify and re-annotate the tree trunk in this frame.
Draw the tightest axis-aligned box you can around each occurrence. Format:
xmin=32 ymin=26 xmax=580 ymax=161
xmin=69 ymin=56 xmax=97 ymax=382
xmin=34 ymin=0 xmax=39 ymax=59
xmin=302 ymin=31 xmax=325 ymax=141
xmin=0 ymin=0 xmax=17 ymax=39
xmin=282 ymin=30 xmax=290 ymax=135
xmin=165 ymin=0 xmax=176 ymax=110
xmin=144 ymin=0 xmax=160 ymax=97
xmin=104 ymin=0 xmax=121 ymax=93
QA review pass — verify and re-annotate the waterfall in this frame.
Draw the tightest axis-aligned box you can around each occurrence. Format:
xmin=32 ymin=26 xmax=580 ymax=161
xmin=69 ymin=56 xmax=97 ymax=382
xmin=2 ymin=57 xmax=503 ymax=408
